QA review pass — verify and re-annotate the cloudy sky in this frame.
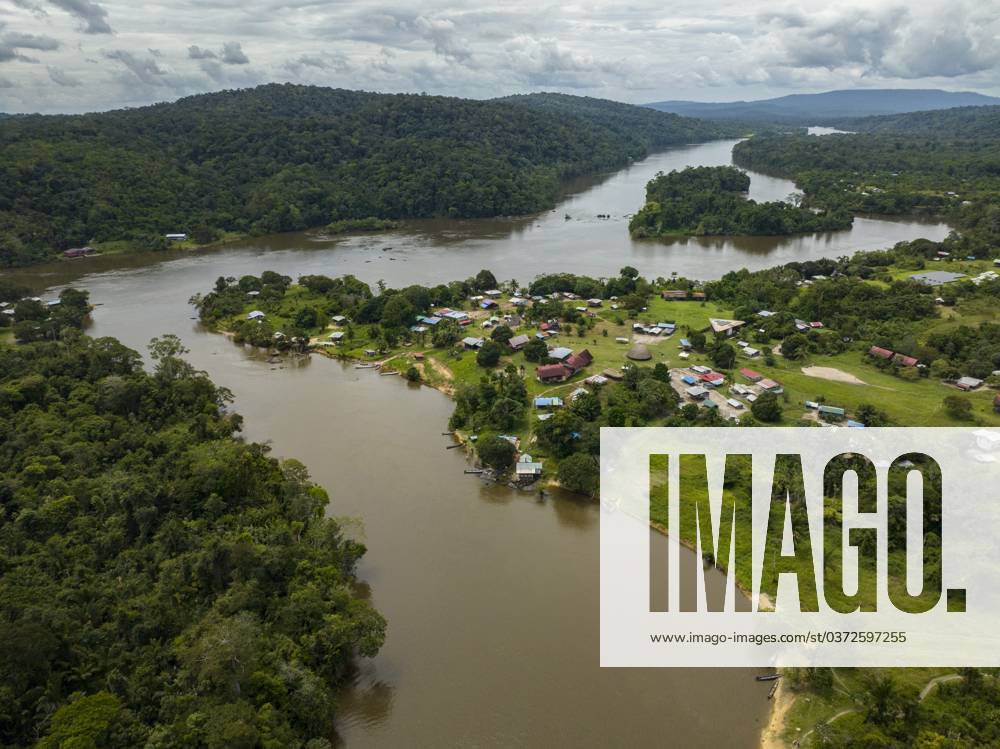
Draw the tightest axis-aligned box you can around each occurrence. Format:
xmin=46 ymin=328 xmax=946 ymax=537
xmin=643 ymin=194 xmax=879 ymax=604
xmin=1 ymin=0 xmax=999 ymax=113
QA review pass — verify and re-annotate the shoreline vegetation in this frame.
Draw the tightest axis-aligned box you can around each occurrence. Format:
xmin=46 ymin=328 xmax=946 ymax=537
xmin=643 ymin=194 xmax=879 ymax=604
xmin=0 ymin=84 xmax=739 ymax=269
xmin=629 ymin=166 xmax=853 ymax=238
xmin=186 ymin=236 xmax=1000 ymax=746
xmin=0 ymin=319 xmax=385 ymax=747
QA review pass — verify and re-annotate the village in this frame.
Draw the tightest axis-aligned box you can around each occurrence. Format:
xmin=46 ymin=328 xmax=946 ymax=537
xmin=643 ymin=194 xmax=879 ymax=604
xmin=198 ymin=262 xmax=1000 ymax=491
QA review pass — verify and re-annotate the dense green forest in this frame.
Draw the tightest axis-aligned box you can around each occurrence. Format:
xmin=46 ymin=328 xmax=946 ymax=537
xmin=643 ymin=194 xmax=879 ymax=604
xmin=628 ymin=165 xmax=853 ymax=237
xmin=0 ymin=84 xmax=730 ymax=268
xmin=732 ymin=121 xmax=1000 ymax=257
xmin=0 ymin=330 xmax=385 ymax=747
xmin=839 ymin=105 xmax=1000 ymax=137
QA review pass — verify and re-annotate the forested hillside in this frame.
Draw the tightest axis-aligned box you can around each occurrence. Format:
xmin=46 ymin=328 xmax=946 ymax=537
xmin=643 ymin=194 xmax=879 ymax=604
xmin=496 ymin=92 xmax=738 ymax=146
xmin=628 ymin=165 xmax=852 ymax=237
xmin=645 ymin=89 xmax=1000 ymax=123
xmin=0 ymin=332 xmax=385 ymax=747
xmin=0 ymin=84 xmax=725 ymax=268
xmin=839 ymin=105 xmax=1000 ymax=138
xmin=733 ymin=129 xmax=1000 ymax=257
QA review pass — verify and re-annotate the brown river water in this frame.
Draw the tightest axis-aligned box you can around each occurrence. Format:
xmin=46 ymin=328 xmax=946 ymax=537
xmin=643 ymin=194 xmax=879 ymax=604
xmin=3 ymin=138 xmax=950 ymax=748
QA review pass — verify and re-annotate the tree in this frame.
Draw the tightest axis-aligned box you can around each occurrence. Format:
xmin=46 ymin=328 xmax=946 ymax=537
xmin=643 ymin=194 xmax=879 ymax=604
xmin=491 ymin=325 xmax=514 ymax=344
xmin=431 ymin=320 xmax=460 ymax=348
xmin=523 ymin=338 xmax=548 ymax=362
xmin=473 ymin=269 xmax=498 ymax=291
xmin=943 ymin=394 xmax=973 ymax=420
xmin=709 ymin=341 xmax=736 ymax=369
xmin=380 ymin=294 xmax=416 ymax=329
xmin=489 ymin=396 xmax=525 ymax=430
xmin=535 ymin=410 xmax=583 ymax=458
xmin=404 ymin=366 xmax=420 ymax=382
xmin=751 ymin=391 xmax=782 ymax=422
xmin=781 ymin=333 xmax=809 ymax=360
xmin=477 ymin=435 xmax=516 ymax=472
xmin=476 ymin=340 xmax=502 ymax=367
xmin=557 ymin=453 xmax=600 ymax=496
xmin=571 ymin=391 xmax=602 ymax=421
xmin=294 ymin=306 xmax=319 ymax=329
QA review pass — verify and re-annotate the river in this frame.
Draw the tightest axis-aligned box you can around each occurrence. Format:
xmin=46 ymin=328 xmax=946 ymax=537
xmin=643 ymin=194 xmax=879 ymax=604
xmin=4 ymin=138 xmax=951 ymax=748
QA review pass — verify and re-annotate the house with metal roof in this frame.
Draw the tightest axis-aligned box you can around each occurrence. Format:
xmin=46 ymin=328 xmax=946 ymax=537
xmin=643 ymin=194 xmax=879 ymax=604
xmin=508 ymin=334 xmax=531 ymax=350
xmin=534 ymin=396 xmax=564 ymax=408
xmin=868 ymin=345 xmax=894 ymax=360
xmin=548 ymin=346 xmax=573 ymax=361
xmin=956 ymin=376 xmax=983 ymax=391
xmin=537 ymin=364 xmax=571 ymax=383
xmin=759 ymin=378 xmax=783 ymax=393
xmin=909 ymin=271 xmax=966 ymax=286
xmin=739 ymin=368 xmax=763 ymax=382
xmin=247 ymin=310 xmax=265 ymax=320
xmin=709 ymin=318 xmax=745 ymax=336
xmin=462 ymin=336 xmax=484 ymax=349
xmin=515 ymin=454 xmax=544 ymax=477
xmin=685 ymin=386 xmax=710 ymax=400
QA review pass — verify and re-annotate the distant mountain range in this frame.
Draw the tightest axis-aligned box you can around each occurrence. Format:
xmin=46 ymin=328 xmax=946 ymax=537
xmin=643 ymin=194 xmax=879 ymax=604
xmin=644 ymin=89 xmax=1000 ymax=124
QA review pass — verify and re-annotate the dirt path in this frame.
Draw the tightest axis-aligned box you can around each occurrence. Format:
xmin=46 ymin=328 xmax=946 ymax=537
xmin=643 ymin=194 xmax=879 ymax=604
xmin=760 ymin=681 xmax=795 ymax=749
xmin=919 ymin=673 xmax=961 ymax=700
xmin=800 ymin=366 xmax=867 ymax=385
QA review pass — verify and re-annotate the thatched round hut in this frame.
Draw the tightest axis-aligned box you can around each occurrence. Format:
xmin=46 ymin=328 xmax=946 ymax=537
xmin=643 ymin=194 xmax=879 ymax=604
xmin=626 ymin=343 xmax=652 ymax=361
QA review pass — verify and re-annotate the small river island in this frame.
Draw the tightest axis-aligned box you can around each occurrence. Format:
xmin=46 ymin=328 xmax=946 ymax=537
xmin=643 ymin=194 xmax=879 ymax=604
xmin=629 ymin=166 xmax=853 ymax=238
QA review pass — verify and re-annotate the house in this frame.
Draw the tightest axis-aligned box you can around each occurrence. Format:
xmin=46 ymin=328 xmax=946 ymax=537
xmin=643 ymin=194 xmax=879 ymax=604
xmin=691 ymin=291 xmax=706 ymax=300
xmin=413 ymin=352 xmax=424 ymax=361
xmin=480 ymin=300 xmax=498 ymax=310
xmin=743 ymin=347 xmax=760 ymax=358
xmin=691 ymin=365 xmax=711 ymax=374
xmin=678 ymin=351 xmax=690 ymax=360
xmin=893 ymin=353 xmax=919 ymax=367
xmin=444 ymin=310 xmax=470 ymax=322
xmin=909 ymin=271 xmax=966 ymax=286
xmin=247 ymin=310 xmax=265 ymax=320
xmin=661 ymin=289 xmax=689 ymax=300
xmin=331 ymin=315 xmax=347 ymax=324
xmin=565 ymin=349 xmax=594 ymax=372
xmin=328 ymin=331 xmax=345 ymax=342
xmin=534 ymin=396 xmax=564 ymax=408
xmin=758 ymin=310 xmax=775 ymax=318
xmin=956 ymin=376 xmax=983 ymax=391
xmin=868 ymin=346 xmax=894 ymax=360
xmin=484 ymin=289 xmax=503 ymax=299
xmin=462 ymin=336 xmax=484 ymax=349
xmin=739 ymin=368 xmax=763 ymax=382
xmin=165 ymin=233 xmax=188 ymax=241
xmin=410 ymin=325 xmax=429 ymax=333
xmin=508 ymin=334 xmax=531 ymax=351
xmin=810 ymin=322 xmax=824 ymax=329
xmin=727 ymin=398 xmax=744 ymax=409
xmin=699 ymin=372 xmax=725 ymax=387
xmin=509 ymin=297 xmax=529 ymax=307
xmin=805 ymin=401 xmax=820 ymax=410
xmin=515 ymin=454 xmax=544 ymax=477
xmin=570 ymin=388 xmax=589 ymax=401
xmin=587 ymin=298 xmax=603 ymax=307
xmin=602 ymin=368 xmax=624 ymax=381
xmin=759 ymin=378 xmax=783 ymax=393
xmin=818 ymin=405 xmax=846 ymax=419
xmin=681 ymin=374 xmax=698 ymax=385
xmin=420 ymin=316 xmax=442 ymax=326
xmin=685 ymin=386 xmax=710 ymax=400
xmin=63 ymin=246 xmax=95 ymax=258
xmin=585 ymin=374 xmax=609 ymax=386
xmin=994 ymin=259 xmax=1000 ymax=268
xmin=537 ymin=364 xmax=571 ymax=383
xmin=679 ymin=338 xmax=692 ymax=350
xmin=548 ymin=346 xmax=573 ymax=361
xmin=709 ymin=318 xmax=745 ymax=337
xmin=615 ymin=337 xmax=628 ymax=344
xmin=847 ymin=420 xmax=866 ymax=429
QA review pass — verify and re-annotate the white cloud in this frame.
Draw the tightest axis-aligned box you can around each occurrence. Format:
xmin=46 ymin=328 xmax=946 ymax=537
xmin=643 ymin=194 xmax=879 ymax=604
xmin=0 ymin=0 xmax=998 ymax=113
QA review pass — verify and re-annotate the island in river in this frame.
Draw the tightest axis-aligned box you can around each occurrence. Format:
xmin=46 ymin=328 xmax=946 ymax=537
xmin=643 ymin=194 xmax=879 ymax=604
xmin=628 ymin=166 xmax=853 ymax=238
